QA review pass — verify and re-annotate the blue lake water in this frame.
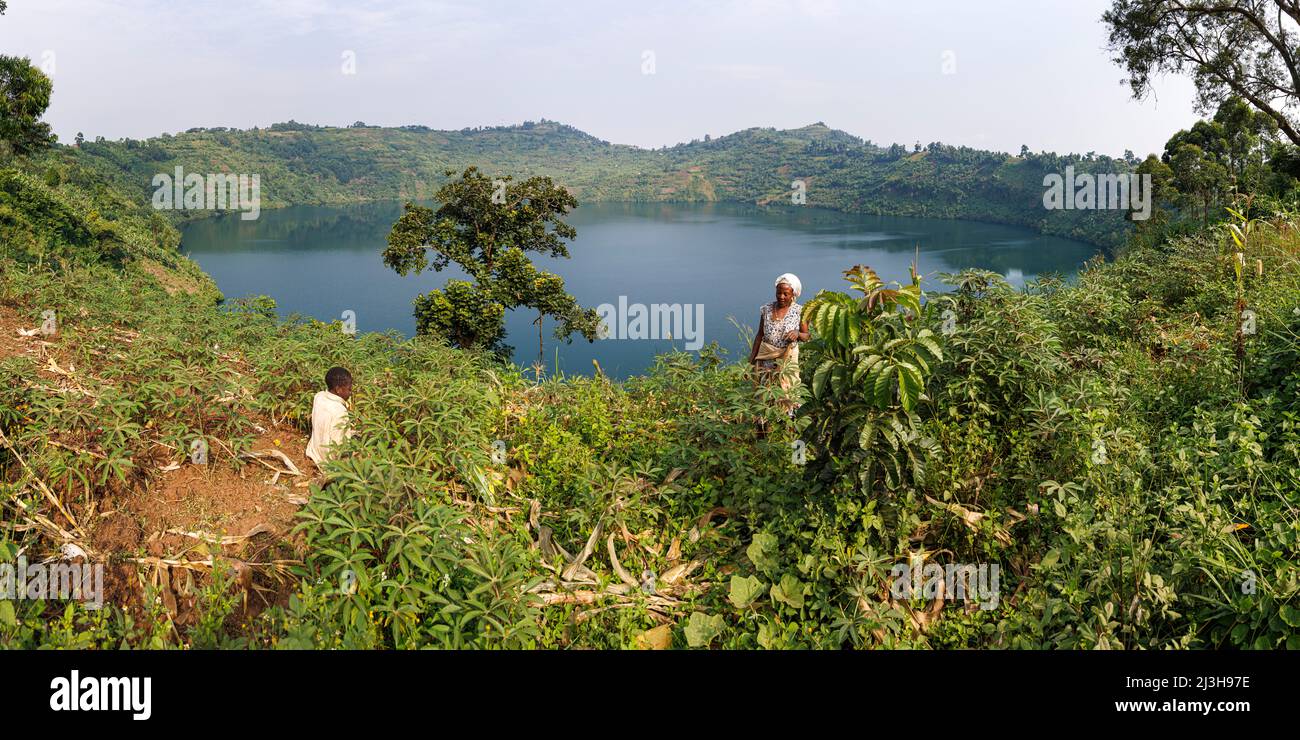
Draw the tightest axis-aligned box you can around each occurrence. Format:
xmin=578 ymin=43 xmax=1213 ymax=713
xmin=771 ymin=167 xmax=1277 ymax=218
xmin=181 ymin=201 xmax=1100 ymax=378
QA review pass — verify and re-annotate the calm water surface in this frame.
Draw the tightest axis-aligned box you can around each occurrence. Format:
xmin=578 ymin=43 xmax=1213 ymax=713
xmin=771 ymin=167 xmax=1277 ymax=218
xmin=181 ymin=201 xmax=1100 ymax=378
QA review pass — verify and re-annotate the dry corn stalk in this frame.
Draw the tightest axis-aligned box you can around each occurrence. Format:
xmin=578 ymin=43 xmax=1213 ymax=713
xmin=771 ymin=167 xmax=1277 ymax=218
xmin=240 ymin=449 xmax=303 ymax=476
xmin=925 ymin=495 xmax=1012 ymax=545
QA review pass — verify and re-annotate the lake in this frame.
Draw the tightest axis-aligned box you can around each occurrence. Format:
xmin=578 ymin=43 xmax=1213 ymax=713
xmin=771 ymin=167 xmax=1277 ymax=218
xmin=181 ymin=201 xmax=1100 ymax=378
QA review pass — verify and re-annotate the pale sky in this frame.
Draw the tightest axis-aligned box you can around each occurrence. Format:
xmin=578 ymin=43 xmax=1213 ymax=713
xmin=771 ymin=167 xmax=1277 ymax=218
xmin=0 ymin=0 xmax=1201 ymax=157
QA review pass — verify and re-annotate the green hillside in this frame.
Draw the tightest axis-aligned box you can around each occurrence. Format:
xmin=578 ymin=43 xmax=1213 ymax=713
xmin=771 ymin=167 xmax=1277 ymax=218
xmin=69 ymin=119 xmax=1138 ymax=248
xmin=0 ymin=149 xmax=214 ymax=296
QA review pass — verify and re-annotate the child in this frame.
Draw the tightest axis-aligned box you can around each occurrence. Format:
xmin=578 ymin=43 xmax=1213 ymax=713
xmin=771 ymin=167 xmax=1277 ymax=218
xmin=306 ymin=366 xmax=353 ymax=467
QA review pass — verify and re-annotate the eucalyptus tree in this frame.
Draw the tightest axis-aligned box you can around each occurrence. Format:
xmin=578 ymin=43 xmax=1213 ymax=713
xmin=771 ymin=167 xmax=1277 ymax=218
xmin=1104 ymin=0 xmax=1300 ymax=145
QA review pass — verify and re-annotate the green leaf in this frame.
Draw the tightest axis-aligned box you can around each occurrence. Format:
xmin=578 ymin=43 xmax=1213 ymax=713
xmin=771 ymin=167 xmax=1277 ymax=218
xmin=0 ymin=599 xmax=15 ymax=628
xmin=897 ymin=363 xmax=922 ymax=411
xmin=812 ymin=360 xmax=833 ymax=399
xmin=908 ymin=350 xmax=930 ymax=376
xmin=858 ymin=419 xmax=877 ymax=450
xmin=915 ymin=333 xmax=943 ymax=361
xmin=1280 ymin=604 xmax=1300 ymax=628
xmin=684 ymin=612 xmax=725 ymax=648
xmin=728 ymin=575 xmax=765 ymax=609
xmin=746 ymin=532 xmax=780 ymax=575
xmin=1040 ymin=549 xmax=1060 ymax=568
xmin=830 ymin=365 xmax=847 ymax=395
xmin=872 ymin=365 xmax=893 ymax=407
xmin=853 ymin=353 xmax=883 ymax=382
xmin=770 ymin=573 xmax=805 ymax=609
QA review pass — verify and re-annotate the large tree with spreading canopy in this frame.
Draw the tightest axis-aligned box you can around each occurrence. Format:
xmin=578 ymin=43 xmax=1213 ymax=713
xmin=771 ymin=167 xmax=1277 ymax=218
xmin=1103 ymin=1 xmax=1300 ymax=145
xmin=383 ymin=167 xmax=601 ymax=366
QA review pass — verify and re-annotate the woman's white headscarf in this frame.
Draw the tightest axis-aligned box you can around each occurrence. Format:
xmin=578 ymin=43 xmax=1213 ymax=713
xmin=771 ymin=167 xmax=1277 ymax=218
xmin=775 ymin=273 xmax=802 ymax=299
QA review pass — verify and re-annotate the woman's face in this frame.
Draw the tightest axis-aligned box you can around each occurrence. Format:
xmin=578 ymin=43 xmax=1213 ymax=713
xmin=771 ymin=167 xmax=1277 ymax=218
xmin=775 ymin=283 xmax=795 ymax=307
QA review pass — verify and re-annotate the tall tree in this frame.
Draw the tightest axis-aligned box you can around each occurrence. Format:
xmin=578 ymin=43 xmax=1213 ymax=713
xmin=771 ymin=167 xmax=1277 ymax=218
xmin=0 ymin=55 xmax=55 ymax=156
xmin=1169 ymin=143 xmax=1231 ymax=223
xmin=1160 ymin=96 xmax=1283 ymax=207
xmin=1104 ymin=1 xmax=1300 ymax=145
xmin=1133 ymin=153 xmax=1179 ymax=235
xmin=1210 ymin=95 xmax=1277 ymax=185
xmin=383 ymin=167 xmax=600 ymax=364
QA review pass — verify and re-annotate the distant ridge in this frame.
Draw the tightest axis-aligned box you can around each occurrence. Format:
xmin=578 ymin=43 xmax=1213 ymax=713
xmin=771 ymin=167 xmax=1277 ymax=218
xmin=65 ymin=119 xmax=1139 ymax=248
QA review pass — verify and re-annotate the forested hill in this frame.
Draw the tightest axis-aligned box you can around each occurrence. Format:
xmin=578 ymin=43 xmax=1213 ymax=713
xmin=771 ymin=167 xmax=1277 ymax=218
xmin=68 ymin=119 xmax=1136 ymax=248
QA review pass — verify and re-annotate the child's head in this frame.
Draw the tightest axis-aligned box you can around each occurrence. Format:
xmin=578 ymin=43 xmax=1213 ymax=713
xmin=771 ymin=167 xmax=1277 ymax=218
xmin=325 ymin=366 xmax=353 ymax=400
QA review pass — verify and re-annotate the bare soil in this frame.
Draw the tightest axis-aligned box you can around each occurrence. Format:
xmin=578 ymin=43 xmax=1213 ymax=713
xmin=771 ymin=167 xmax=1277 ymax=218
xmin=88 ymin=424 xmax=316 ymax=627
xmin=0 ymin=305 xmax=42 ymax=361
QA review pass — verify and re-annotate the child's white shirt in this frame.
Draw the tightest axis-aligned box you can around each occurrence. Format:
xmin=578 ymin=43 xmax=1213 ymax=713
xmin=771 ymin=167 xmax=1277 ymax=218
xmin=306 ymin=390 xmax=351 ymax=465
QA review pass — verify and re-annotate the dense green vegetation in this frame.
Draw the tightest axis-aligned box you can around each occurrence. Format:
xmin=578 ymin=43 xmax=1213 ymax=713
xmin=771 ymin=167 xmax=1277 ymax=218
xmin=2 ymin=140 xmax=1297 ymax=647
xmin=0 ymin=147 xmax=211 ymax=294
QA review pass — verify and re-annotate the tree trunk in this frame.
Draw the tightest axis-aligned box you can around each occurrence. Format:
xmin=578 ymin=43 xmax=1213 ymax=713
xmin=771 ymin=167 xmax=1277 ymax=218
xmin=536 ymin=312 xmax=545 ymax=380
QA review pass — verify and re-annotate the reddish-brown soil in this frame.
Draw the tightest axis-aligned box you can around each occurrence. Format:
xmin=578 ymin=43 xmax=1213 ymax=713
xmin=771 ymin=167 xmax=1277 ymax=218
xmin=0 ymin=306 xmax=42 ymax=362
xmin=87 ymin=424 xmax=317 ymax=626
xmin=123 ymin=425 xmax=313 ymax=555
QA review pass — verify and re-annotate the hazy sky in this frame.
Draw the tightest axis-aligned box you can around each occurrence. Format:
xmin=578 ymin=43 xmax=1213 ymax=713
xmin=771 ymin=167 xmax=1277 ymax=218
xmin=0 ymin=0 xmax=1201 ymax=157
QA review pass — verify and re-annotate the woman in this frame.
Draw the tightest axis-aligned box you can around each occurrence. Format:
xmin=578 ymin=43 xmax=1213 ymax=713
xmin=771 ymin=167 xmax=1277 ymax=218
xmin=749 ymin=273 xmax=810 ymax=417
